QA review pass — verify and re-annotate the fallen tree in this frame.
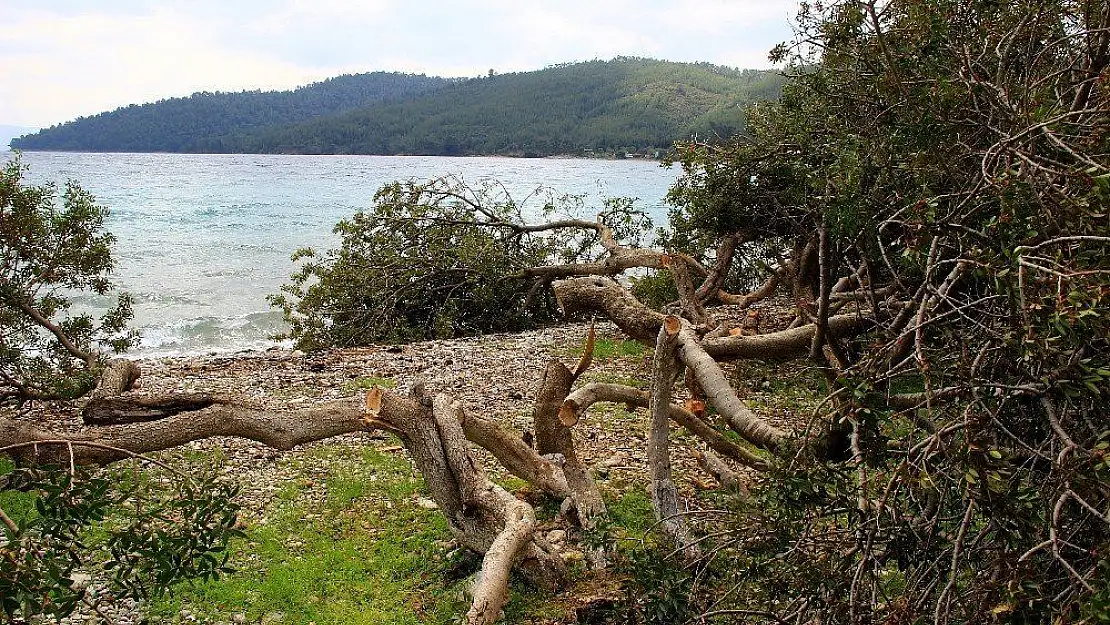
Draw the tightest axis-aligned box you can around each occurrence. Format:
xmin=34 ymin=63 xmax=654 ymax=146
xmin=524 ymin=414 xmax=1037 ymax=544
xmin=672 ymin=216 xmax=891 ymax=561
xmin=5 ymin=1 xmax=1110 ymax=622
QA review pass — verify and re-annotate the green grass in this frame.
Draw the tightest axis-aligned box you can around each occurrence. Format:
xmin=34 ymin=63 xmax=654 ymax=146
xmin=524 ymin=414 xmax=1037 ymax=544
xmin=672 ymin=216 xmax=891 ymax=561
xmin=341 ymin=376 xmax=397 ymax=395
xmin=729 ymin=359 xmax=828 ymax=414
xmin=149 ymin=443 xmax=581 ymax=624
xmin=571 ymin=338 xmax=648 ymax=361
xmin=150 ymin=445 xmax=468 ymax=624
xmin=0 ymin=456 xmax=37 ymax=527
xmin=606 ymin=490 xmax=656 ymax=539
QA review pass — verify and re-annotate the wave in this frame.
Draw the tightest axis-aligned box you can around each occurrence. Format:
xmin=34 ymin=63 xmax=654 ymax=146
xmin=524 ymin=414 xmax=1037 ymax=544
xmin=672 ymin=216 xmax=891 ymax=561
xmin=131 ymin=310 xmax=290 ymax=357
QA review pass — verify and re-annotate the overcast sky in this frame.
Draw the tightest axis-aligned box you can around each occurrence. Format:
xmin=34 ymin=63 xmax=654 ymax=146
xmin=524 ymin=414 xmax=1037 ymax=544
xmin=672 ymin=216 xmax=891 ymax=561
xmin=1 ymin=0 xmax=800 ymax=128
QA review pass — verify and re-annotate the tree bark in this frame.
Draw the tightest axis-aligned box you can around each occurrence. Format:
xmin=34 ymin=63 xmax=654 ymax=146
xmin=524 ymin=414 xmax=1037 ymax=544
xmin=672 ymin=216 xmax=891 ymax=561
xmin=553 ymin=276 xmax=871 ymax=360
xmin=457 ymin=409 xmax=571 ymax=498
xmin=559 ymin=382 xmax=768 ymax=470
xmin=532 ymin=362 xmax=607 ymax=533
xmin=648 ymin=317 xmax=699 ymax=558
xmin=424 ymin=395 xmax=558 ymax=625
xmin=664 ymin=254 xmax=707 ymax=325
xmin=514 ymin=219 xmax=707 ymax=282
xmin=702 ymin=314 xmax=870 ymax=361
xmin=83 ymin=393 xmax=224 ymax=426
xmin=88 ymin=358 xmax=141 ymax=401
xmin=553 ymin=277 xmax=667 ymax=342
xmin=696 ymin=448 xmax=747 ymax=494
xmin=694 ymin=234 xmax=743 ymax=303
xmin=671 ymin=323 xmax=788 ymax=451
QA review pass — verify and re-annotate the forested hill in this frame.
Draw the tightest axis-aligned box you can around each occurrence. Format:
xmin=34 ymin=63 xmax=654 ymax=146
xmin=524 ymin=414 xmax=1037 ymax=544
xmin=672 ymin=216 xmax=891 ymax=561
xmin=10 ymin=72 xmax=451 ymax=152
xmin=12 ymin=59 xmax=784 ymax=156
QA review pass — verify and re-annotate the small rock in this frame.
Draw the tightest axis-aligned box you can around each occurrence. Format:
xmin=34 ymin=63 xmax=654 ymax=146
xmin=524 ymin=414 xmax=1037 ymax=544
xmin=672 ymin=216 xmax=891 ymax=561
xmin=232 ymin=613 xmax=247 ymax=624
xmin=290 ymin=350 xmax=306 ymax=358
xmin=547 ymin=529 xmax=567 ymax=544
xmin=417 ymin=497 xmax=439 ymax=510
xmin=600 ymin=452 xmax=626 ymax=468
xmin=70 ymin=572 xmax=93 ymax=593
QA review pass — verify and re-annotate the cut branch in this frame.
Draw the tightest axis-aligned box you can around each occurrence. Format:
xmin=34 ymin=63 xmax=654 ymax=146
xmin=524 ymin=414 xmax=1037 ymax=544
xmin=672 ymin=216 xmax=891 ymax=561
xmin=714 ymin=263 xmax=787 ymax=308
xmin=428 ymin=395 xmax=553 ymax=625
xmin=703 ymin=314 xmax=870 ymax=361
xmin=532 ymin=361 xmax=606 ymax=531
xmin=696 ymin=448 xmax=747 ymax=493
xmin=5 ymin=390 xmax=570 ymax=501
xmin=553 ymin=277 xmax=872 ymax=359
xmin=672 ymin=322 xmax=787 ymax=451
xmin=648 ymin=316 xmax=699 ymax=558
xmin=694 ymin=233 xmax=744 ymax=303
xmin=553 ymin=276 xmax=667 ymax=342
xmin=559 ymin=382 xmax=769 ymax=470
xmin=88 ymin=358 xmax=141 ymax=401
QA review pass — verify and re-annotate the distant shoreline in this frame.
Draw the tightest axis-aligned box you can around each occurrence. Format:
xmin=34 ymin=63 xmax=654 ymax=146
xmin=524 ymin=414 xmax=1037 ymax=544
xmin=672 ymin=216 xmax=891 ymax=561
xmin=6 ymin=148 xmax=666 ymax=162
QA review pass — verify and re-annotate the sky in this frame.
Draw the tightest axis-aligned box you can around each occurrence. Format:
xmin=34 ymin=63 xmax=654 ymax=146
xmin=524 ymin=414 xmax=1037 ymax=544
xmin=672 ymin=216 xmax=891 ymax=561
xmin=1 ymin=0 xmax=800 ymax=129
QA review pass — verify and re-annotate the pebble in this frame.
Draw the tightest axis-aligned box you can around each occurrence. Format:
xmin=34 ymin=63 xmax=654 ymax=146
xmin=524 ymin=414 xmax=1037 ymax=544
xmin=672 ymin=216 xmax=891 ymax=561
xmin=70 ymin=572 xmax=93 ymax=593
xmin=17 ymin=315 xmax=776 ymax=623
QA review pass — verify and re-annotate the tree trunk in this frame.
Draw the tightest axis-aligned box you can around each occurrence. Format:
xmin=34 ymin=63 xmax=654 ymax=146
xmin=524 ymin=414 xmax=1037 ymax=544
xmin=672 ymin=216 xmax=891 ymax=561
xmin=648 ymin=317 xmax=699 ymax=558
xmin=532 ymin=362 xmax=607 ymax=534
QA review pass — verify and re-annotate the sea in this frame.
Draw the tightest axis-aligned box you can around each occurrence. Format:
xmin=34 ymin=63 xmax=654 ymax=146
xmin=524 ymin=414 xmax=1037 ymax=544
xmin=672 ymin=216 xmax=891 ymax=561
xmin=8 ymin=152 xmax=682 ymax=357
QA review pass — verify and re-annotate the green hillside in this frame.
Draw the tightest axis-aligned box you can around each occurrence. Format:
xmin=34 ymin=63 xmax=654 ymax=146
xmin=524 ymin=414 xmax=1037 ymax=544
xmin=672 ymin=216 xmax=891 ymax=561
xmin=219 ymin=58 xmax=783 ymax=156
xmin=10 ymin=73 xmax=451 ymax=152
xmin=12 ymin=59 xmax=784 ymax=156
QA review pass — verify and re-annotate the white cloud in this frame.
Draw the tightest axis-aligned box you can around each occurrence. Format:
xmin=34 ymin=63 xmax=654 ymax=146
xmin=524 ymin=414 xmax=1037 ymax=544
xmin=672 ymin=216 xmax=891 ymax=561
xmin=1 ymin=7 xmax=337 ymax=126
xmin=0 ymin=0 xmax=799 ymax=127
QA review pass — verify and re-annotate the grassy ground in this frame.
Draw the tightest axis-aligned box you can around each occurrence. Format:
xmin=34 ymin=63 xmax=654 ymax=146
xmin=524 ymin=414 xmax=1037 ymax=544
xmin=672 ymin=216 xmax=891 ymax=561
xmin=0 ymin=457 xmax=36 ymax=526
xmin=148 ymin=444 xmax=469 ymax=624
xmin=2 ymin=327 xmax=833 ymax=624
xmin=145 ymin=443 xmax=658 ymax=625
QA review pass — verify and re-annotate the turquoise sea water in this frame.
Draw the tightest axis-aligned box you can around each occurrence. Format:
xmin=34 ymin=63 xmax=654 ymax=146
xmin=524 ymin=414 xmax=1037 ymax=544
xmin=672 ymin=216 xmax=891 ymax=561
xmin=9 ymin=152 xmax=680 ymax=355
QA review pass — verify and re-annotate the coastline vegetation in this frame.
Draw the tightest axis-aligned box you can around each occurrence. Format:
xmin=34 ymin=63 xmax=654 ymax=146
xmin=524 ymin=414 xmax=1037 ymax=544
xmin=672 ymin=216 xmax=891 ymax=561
xmin=2 ymin=0 xmax=1109 ymax=623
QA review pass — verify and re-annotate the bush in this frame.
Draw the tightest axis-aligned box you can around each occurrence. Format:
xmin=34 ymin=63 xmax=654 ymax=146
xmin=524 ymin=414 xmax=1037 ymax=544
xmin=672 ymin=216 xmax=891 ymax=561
xmin=0 ymin=157 xmax=136 ymax=404
xmin=272 ymin=176 xmax=652 ymax=349
xmin=660 ymin=0 xmax=1110 ymax=621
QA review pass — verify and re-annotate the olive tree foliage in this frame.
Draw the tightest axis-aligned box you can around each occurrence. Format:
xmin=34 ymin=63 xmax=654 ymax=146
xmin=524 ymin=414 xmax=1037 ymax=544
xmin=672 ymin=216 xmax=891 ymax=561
xmin=0 ymin=160 xmax=241 ymax=622
xmin=0 ymin=157 xmax=137 ymax=405
xmin=0 ymin=461 xmax=242 ymax=621
xmin=655 ymin=0 xmax=1110 ymax=622
xmin=271 ymin=175 xmax=653 ymax=349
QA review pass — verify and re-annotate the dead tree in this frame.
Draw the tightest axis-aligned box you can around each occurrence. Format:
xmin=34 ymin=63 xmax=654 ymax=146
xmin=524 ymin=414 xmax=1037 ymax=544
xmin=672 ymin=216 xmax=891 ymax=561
xmin=0 ymin=214 xmax=897 ymax=622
